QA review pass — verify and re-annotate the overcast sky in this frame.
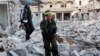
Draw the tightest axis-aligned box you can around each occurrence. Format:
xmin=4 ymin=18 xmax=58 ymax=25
xmin=75 ymin=0 xmax=79 ymax=3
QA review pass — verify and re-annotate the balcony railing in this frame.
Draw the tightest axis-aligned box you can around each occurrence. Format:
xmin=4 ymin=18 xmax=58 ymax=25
xmin=32 ymin=7 xmax=75 ymax=12
xmin=44 ymin=7 xmax=74 ymax=11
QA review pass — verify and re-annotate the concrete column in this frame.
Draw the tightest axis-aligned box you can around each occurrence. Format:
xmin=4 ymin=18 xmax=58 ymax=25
xmin=70 ymin=13 xmax=72 ymax=21
xmin=40 ymin=13 xmax=43 ymax=21
xmin=7 ymin=2 xmax=11 ymax=26
xmin=38 ymin=3 xmax=41 ymax=19
xmin=85 ymin=14 xmax=88 ymax=20
xmin=41 ymin=13 xmax=43 ymax=20
xmin=62 ymin=12 xmax=64 ymax=21
xmin=55 ymin=13 xmax=57 ymax=21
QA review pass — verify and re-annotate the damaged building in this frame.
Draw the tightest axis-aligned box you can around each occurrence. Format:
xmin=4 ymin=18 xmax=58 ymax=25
xmin=0 ymin=0 xmax=100 ymax=56
xmin=71 ymin=0 xmax=100 ymax=21
xmin=88 ymin=0 xmax=100 ymax=20
xmin=0 ymin=0 xmax=22 ymax=30
xmin=31 ymin=0 xmax=75 ymax=21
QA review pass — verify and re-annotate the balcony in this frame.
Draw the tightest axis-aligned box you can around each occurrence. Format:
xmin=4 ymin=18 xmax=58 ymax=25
xmin=44 ymin=7 xmax=74 ymax=12
xmin=31 ymin=6 xmax=75 ymax=12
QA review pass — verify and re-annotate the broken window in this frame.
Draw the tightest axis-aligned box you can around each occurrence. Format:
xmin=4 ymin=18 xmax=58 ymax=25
xmin=65 ymin=5 xmax=66 ymax=7
xmin=50 ymin=5 xmax=53 ymax=8
xmin=61 ymin=5 xmax=65 ymax=8
xmin=40 ymin=5 xmax=43 ymax=8
xmin=64 ymin=13 xmax=70 ymax=20
xmin=79 ymin=1 xmax=81 ymax=5
xmin=79 ymin=9 xmax=81 ymax=12
xmin=56 ymin=13 xmax=62 ymax=21
xmin=36 ymin=14 xmax=38 ymax=16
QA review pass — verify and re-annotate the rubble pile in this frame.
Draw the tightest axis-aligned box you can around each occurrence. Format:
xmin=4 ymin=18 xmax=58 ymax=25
xmin=0 ymin=20 xmax=100 ymax=56
xmin=56 ymin=20 xmax=100 ymax=56
xmin=0 ymin=25 xmax=45 ymax=56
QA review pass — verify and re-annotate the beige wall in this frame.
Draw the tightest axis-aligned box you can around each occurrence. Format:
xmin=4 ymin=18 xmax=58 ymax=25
xmin=75 ymin=0 xmax=89 ymax=8
xmin=89 ymin=0 xmax=93 ymax=10
xmin=81 ymin=5 xmax=89 ymax=13
xmin=66 ymin=2 xmax=73 ymax=8
xmin=89 ymin=0 xmax=100 ymax=10
xmin=81 ymin=0 xmax=89 ymax=6
xmin=31 ymin=0 xmax=75 ymax=12
xmin=88 ymin=0 xmax=100 ymax=20
xmin=94 ymin=0 xmax=100 ymax=9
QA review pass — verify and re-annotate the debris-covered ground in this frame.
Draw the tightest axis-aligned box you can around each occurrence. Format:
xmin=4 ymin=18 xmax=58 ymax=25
xmin=0 ymin=20 xmax=100 ymax=56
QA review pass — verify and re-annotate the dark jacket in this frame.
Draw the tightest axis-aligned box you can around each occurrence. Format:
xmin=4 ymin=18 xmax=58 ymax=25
xmin=21 ymin=4 xmax=34 ymax=34
xmin=40 ymin=19 xmax=57 ymax=39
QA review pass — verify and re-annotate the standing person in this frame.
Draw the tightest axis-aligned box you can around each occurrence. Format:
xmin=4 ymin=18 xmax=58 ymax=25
xmin=21 ymin=4 xmax=34 ymax=41
xmin=40 ymin=10 xmax=59 ymax=56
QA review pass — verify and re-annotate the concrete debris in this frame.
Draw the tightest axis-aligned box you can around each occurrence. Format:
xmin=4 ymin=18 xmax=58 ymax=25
xmin=9 ymin=50 xmax=19 ymax=56
xmin=0 ymin=52 xmax=7 ymax=56
xmin=14 ymin=49 xmax=28 ymax=56
xmin=1 ymin=20 xmax=100 ymax=56
xmin=70 ymin=50 xmax=80 ymax=56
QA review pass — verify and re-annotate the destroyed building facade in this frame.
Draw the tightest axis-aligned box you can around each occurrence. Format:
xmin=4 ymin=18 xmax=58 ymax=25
xmin=31 ymin=0 xmax=75 ymax=21
xmin=0 ymin=0 xmax=22 ymax=30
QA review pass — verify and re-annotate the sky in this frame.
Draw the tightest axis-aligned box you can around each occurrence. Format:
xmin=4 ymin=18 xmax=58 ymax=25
xmin=75 ymin=0 xmax=79 ymax=3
